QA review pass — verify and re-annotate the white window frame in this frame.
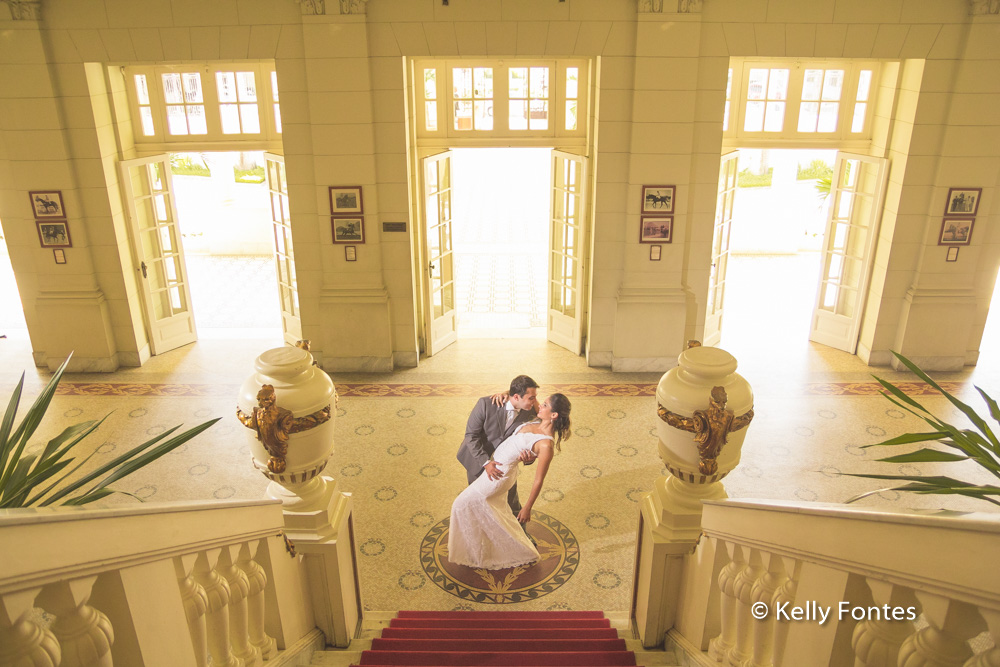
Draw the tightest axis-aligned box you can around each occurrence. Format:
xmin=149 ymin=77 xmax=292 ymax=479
xmin=124 ymin=62 xmax=281 ymax=151
xmin=724 ymin=58 xmax=879 ymax=148
xmin=414 ymin=58 xmax=589 ymax=141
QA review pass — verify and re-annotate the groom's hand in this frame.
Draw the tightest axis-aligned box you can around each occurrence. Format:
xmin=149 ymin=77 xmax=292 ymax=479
xmin=517 ymin=450 xmax=536 ymax=464
xmin=484 ymin=460 xmax=504 ymax=480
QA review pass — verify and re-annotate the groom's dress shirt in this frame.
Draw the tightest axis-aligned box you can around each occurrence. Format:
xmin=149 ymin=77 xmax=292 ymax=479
xmin=504 ymin=400 xmax=519 ymax=430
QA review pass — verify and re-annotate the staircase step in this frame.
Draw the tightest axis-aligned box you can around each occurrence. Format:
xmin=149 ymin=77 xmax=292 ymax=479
xmin=370 ymin=638 xmax=627 ymax=652
xmin=396 ymin=610 xmax=606 ymax=620
xmin=356 ymin=650 xmax=636 ymax=665
xmin=380 ymin=628 xmax=620 ymax=640
xmin=389 ymin=618 xmax=611 ymax=629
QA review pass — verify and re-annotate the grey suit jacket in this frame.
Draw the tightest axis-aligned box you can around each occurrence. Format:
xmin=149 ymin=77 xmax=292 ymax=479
xmin=456 ymin=396 xmax=537 ymax=484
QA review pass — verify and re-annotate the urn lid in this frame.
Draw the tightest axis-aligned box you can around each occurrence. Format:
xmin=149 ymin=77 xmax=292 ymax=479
xmin=678 ymin=345 xmax=738 ymax=380
xmin=254 ymin=346 xmax=313 ymax=379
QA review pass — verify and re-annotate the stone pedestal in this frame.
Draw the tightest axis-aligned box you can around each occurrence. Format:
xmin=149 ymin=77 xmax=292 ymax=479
xmin=239 ymin=344 xmax=361 ymax=647
xmin=632 ymin=344 xmax=754 ymax=648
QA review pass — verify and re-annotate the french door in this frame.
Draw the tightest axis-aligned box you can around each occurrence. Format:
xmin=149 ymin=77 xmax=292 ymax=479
xmin=422 ymin=150 xmax=458 ymax=355
xmin=264 ymin=152 xmax=302 ymax=344
xmin=810 ymin=153 xmax=888 ymax=352
xmin=119 ymin=155 xmax=197 ymax=355
xmin=547 ymin=150 xmax=587 ymax=354
xmin=704 ymin=151 xmax=739 ymax=347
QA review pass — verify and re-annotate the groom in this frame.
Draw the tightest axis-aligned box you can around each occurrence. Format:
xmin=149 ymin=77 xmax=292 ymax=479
xmin=456 ymin=374 xmax=539 ymax=523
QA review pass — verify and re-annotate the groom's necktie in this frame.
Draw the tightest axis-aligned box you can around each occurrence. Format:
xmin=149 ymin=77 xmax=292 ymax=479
xmin=505 ymin=407 xmax=517 ymax=430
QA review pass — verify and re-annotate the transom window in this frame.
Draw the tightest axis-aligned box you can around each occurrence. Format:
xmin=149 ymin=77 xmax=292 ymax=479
xmin=725 ymin=59 xmax=878 ymax=144
xmin=415 ymin=59 xmax=589 ymax=139
xmin=125 ymin=63 xmax=281 ymax=146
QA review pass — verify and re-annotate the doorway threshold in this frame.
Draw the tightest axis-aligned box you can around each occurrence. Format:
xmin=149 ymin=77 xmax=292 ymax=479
xmin=198 ymin=328 xmax=284 ymax=341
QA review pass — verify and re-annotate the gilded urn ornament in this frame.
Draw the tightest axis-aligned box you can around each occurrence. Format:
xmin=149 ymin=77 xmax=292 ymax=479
xmin=655 ymin=343 xmax=754 ymax=483
xmin=238 ymin=344 xmax=337 ymax=500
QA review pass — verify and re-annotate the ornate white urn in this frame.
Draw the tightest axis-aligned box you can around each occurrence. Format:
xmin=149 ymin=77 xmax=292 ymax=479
xmin=651 ymin=342 xmax=754 ymax=524
xmin=237 ymin=342 xmax=337 ymax=509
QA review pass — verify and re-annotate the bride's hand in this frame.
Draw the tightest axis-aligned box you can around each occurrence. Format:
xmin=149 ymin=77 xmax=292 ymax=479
xmin=490 ymin=392 xmax=509 ymax=407
xmin=517 ymin=506 xmax=531 ymax=523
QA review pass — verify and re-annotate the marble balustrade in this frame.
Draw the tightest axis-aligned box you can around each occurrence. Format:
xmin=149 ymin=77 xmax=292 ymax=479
xmin=0 ymin=499 xmax=317 ymax=666
xmin=670 ymin=499 xmax=1000 ymax=666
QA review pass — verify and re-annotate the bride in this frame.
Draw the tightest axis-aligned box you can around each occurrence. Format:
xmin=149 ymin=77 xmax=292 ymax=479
xmin=448 ymin=393 xmax=572 ymax=570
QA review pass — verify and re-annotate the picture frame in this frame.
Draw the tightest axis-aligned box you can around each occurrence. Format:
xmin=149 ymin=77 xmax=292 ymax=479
xmin=36 ymin=220 xmax=72 ymax=248
xmin=331 ymin=216 xmax=365 ymax=244
xmin=329 ymin=186 xmax=363 ymax=214
xmin=640 ymin=216 xmax=673 ymax=243
xmin=642 ymin=185 xmax=675 ymax=214
xmin=345 ymin=245 xmax=357 ymax=261
xmin=944 ymin=187 xmax=980 ymax=217
xmin=946 ymin=246 xmax=959 ymax=262
xmin=938 ymin=217 xmax=974 ymax=246
xmin=29 ymin=190 xmax=66 ymax=218
xmin=649 ymin=245 xmax=661 ymax=261
xmin=53 ymin=249 xmax=67 ymax=264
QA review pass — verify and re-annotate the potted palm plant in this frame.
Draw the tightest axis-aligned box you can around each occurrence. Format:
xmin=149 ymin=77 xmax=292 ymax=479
xmin=843 ymin=352 xmax=1000 ymax=508
xmin=0 ymin=355 xmax=219 ymax=507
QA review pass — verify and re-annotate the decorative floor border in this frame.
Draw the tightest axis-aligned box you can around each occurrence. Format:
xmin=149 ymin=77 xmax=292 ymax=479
xmin=54 ymin=381 xmax=963 ymax=398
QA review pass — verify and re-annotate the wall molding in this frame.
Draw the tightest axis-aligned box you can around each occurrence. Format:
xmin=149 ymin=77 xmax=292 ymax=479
xmin=616 ymin=285 xmax=688 ymax=305
xmin=1 ymin=0 xmax=41 ymax=20
xmin=296 ymin=0 xmax=369 ymax=15
xmin=319 ymin=285 xmax=389 ymax=304
xmin=969 ymin=0 xmax=1000 ymax=15
xmin=903 ymin=285 xmax=977 ymax=304
xmin=637 ymin=0 xmax=703 ymax=14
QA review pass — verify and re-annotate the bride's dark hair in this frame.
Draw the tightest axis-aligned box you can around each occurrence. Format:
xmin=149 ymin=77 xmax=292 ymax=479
xmin=549 ymin=393 xmax=571 ymax=451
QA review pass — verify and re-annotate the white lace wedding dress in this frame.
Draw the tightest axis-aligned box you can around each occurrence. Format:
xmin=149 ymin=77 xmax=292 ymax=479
xmin=448 ymin=428 xmax=551 ymax=570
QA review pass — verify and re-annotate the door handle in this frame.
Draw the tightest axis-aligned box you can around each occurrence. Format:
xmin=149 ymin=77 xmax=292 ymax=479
xmin=140 ymin=261 xmax=148 ymax=278
xmin=428 ymin=262 xmax=435 ymax=272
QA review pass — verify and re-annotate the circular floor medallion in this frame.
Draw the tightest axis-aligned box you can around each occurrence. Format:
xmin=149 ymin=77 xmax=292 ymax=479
xmin=420 ymin=511 xmax=579 ymax=604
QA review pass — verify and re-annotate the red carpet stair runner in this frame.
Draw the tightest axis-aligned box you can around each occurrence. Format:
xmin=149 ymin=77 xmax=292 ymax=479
xmin=352 ymin=611 xmax=638 ymax=666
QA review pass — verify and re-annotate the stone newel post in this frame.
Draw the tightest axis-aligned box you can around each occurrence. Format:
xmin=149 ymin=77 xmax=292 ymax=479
xmin=632 ymin=343 xmax=754 ymax=648
xmin=238 ymin=343 xmax=361 ymax=647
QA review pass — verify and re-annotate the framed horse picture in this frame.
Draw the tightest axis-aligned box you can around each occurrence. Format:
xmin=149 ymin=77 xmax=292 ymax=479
xmin=332 ymin=216 xmax=365 ymax=244
xmin=29 ymin=190 xmax=66 ymax=218
xmin=36 ymin=220 xmax=72 ymax=248
xmin=642 ymin=185 xmax=675 ymax=214
xmin=329 ymin=186 xmax=363 ymax=214
xmin=640 ymin=216 xmax=672 ymax=243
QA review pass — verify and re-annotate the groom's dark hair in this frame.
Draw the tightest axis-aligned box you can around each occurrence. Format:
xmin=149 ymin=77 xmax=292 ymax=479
xmin=509 ymin=375 xmax=539 ymax=398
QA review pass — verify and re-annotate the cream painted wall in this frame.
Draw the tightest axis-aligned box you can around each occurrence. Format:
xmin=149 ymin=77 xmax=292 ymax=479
xmin=0 ymin=0 xmax=997 ymax=372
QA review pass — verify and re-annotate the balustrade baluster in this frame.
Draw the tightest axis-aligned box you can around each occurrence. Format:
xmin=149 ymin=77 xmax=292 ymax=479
xmin=193 ymin=549 xmax=243 ymax=667
xmin=35 ymin=577 xmax=113 ymax=667
xmin=964 ymin=608 xmax=1000 ymax=667
xmin=0 ymin=589 xmax=60 ymax=666
xmin=899 ymin=593 xmax=983 ymax=667
xmin=175 ymin=554 xmax=209 ymax=667
xmin=851 ymin=580 xmax=918 ymax=667
xmin=747 ymin=552 xmax=788 ymax=667
xmin=238 ymin=541 xmax=277 ymax=660
xmin=221 ymin=545 xmax=261 ymax=666
xmin=729 ymin=547 xmax=763 ymax=666
xmin=709 ymin=542 xmax=746 ymax=662
xmin=770 ymin=560 xmax=799 ymax=667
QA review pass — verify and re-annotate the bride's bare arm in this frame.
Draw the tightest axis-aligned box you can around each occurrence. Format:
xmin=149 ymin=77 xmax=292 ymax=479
xmin=517 ymin=442 xmax=554 ymax=523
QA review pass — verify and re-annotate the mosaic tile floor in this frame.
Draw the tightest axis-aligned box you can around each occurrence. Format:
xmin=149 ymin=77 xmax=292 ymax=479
xmin=2 ymin=249 xmax=999 ymax=612
xmin=3 ymin=332 xmax=1000 ymax=614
